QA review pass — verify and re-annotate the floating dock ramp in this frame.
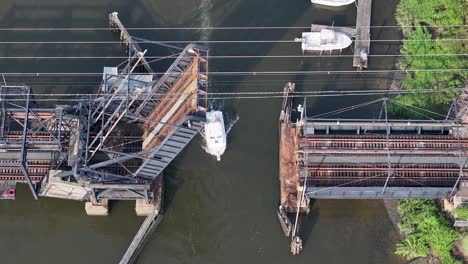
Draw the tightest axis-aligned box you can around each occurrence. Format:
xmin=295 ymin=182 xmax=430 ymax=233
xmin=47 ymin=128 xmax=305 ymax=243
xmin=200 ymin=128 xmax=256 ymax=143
xmin=120 ymin=198 xmax=163 ymax=264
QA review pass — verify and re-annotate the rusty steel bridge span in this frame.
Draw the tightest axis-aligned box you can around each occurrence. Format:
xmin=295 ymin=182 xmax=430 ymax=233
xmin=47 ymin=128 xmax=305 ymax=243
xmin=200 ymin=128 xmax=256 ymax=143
xmin=1 ymin=12 xmax=210 ymax=263
xmin=277 ymin=82 xmax=468 ymax=254
xmin=0 ymin=14 xmax=208 ymax=211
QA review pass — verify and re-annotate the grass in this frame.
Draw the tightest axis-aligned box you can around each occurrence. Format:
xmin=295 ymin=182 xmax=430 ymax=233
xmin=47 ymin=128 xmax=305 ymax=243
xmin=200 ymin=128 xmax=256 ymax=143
xmin=389 ymin=0 xmax=467 ymax=118
xmin=395 ymin=200 xmax=461 ymax=263
xmin=391 ymin=1 xmax=467 ymax=263
xmin=462 ymin=236 xmax=468 ymax=255
xmin=453 ymin=207 xmax=468 ymax=220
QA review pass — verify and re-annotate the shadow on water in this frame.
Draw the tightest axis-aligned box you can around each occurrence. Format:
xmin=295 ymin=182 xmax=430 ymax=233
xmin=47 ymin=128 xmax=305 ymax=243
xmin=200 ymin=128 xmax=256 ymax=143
xmin=299 ymin=201 xmax=319 ymax=245
xmin=162 ymin=161 xmax=186 ymax=212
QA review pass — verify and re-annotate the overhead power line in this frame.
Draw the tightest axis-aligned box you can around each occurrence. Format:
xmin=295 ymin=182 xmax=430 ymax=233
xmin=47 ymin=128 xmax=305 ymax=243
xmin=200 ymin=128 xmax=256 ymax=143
xmin=1 ymin=69 xmax=466 ymax=77
xmin=0 ymin=39 xmax=465 ymax=44
xmin=0 ymin=54 xmax=466 ymax=59
xmin=3 ymin=78 xmax=403 ymax=87
xmin=0 ymin=25 xmax=466 ymax=31
xmin=0 ymin=87 xmax=464 ymax=97
xmin=0 ymin=93 xmax=457 ymax=102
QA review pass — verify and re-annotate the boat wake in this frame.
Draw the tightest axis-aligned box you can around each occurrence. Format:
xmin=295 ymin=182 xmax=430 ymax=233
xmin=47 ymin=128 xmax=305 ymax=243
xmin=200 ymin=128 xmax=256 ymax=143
xmin=225 ymin=114 xmax=240 ymax=135
xmin=198 ymin=0 xmax=213 ymax=41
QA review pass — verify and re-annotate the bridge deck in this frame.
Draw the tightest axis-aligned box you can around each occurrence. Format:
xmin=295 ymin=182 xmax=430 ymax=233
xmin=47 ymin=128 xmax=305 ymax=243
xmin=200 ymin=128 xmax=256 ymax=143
xmin=279 ymin=109 xmax=466 ymax=211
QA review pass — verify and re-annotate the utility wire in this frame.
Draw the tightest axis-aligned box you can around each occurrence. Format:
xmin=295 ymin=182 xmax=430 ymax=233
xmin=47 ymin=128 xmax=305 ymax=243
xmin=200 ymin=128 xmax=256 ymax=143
xmin=0 ymin=79 xmax=392 ymax=86
xmin=0 ymin=87 xmax=464 ymax=97
xmin=4 ymin=79 xmax=406 ymax=87
xmin=0 ymin=39 xmax=465 ymax=44
xmin=0 ymin=25 xmax=466 ymax=31
xmin=1 ymin=69 xmax=466 ymax=76
xmin=0 ymin=89 xmax=463 ymax=102
xmin=0 ymin=54 xmax=466 ymax=59
xmin=0 ymin=78 xmax=413 ymax=83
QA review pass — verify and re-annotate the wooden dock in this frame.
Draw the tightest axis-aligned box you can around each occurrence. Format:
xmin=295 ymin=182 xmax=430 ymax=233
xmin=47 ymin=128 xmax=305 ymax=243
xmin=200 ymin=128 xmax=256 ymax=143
xmin=309 ymin=0 xmax=372 ymax=69
xmin=353 ymin=0 xmax=372 ymax=69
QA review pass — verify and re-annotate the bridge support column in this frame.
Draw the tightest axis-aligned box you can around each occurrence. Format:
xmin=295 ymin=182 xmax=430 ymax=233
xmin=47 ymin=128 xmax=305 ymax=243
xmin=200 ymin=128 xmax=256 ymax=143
xmin=443 ymin=196 xmax=466 ymax=213
xmin=85 ymin=198 xmax=109 ymax=216
xmin=135 ymin=199 xmax=155 ymax=216
xmin=453 ymin=196 xmax=464 ymax=209
xmin=443 ymin=198 xmax=455 ymax=212
xmin=297 ymin=185 xmax=311 ymax=213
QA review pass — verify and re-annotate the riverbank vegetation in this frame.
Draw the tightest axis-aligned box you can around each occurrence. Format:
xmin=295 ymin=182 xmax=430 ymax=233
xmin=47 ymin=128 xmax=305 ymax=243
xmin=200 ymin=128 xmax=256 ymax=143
xmin=389 ymin=0 xmax=467 ymax=117
xmin=453 ymin=206 xmax=468 ymax=220
xmin=392 ymin=1 xmax=467 ymax=262
xmin=395 ymin=200 xmax=460 ymax=263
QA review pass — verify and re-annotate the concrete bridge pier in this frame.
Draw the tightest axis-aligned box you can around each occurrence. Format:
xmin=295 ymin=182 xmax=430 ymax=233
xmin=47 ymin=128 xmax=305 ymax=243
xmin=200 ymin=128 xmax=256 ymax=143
xmin=85 ymin=198 xmax=109 ymax=216
xmin=135 ymin=200 xmax=156 ymax=216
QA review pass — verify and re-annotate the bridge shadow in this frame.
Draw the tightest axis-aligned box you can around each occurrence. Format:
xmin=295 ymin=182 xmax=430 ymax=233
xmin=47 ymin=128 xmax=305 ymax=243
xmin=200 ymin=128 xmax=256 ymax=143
xmin=160 ymin=163 xmax=185 ymax=212
xmin=299 ymin=199 xmax=319 ymax=246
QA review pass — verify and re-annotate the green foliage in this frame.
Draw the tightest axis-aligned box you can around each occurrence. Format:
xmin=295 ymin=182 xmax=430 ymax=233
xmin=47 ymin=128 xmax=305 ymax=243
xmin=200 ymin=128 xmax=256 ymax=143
xmin=453 ymin=206 xmax=468 ymax=220
xmin=390 ymin=0 xmax=467 ymax=118
xmin=395 ymin=235 xmax=430 ymax=260
xmin=391 ymin=1 xmax=466 ymax=262
xmin=396 ymin=200 xmax=460 ymax=263
xmin=462 ymin=235 xmax=468 ymax=254
xmin=396 ymin=0 xmax=466 ymax=36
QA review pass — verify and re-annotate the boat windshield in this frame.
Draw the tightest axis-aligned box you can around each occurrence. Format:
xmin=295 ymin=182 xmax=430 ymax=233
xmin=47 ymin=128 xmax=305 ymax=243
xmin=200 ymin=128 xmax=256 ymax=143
xmin=320 ymin=29 xmax=336 ymax=45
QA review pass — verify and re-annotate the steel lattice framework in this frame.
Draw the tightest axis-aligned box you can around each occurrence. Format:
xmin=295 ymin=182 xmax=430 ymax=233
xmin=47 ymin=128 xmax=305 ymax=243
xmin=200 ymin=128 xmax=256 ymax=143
xmin=0 ymin=13 xmax=208 ymax=203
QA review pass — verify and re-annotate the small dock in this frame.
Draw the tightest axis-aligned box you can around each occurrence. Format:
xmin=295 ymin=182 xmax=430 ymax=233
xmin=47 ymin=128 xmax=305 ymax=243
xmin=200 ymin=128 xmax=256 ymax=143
xmin=353 ymin=0 xmax=372 ymax=69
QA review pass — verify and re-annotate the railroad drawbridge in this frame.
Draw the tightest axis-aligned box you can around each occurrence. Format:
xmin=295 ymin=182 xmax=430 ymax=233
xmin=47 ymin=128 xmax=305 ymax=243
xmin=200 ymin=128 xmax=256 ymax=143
xmin=0 ymin=13 xmax=208 ymax=216
xmin=278 ymin=82 xmax=468 ymax=253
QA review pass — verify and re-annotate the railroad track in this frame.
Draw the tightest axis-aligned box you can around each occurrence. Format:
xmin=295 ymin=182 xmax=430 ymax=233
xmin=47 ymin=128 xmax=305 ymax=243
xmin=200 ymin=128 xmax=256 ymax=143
xmin=302 ymin=134 xmax=455 ymax=140
xmin=299 ymin=136 xmax=468 ymax=150
xmin=297 ymin=163 xmax=461 ymax=187
xmin=300 ymin=163 xmax=466 ymax=172
xmin=0 ymin=160 xmax=52 ymax=182
xmin=301 ymin=179 xmax=456 ymax=187
xmin=301 ymin=175 xmax=458 ymax=187
xmin=2 ymin=131 xmax=70 ymax=143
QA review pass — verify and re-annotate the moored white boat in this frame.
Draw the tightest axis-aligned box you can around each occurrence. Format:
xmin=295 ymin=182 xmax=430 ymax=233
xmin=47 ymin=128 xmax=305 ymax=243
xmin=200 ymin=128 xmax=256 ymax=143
xmin=294 ymin=29 xmax=353 ymax=52
xmin=310 ymin=0 xmax=355 ymax=6
xmin=204 ymin=110 xmax=226 ymax=161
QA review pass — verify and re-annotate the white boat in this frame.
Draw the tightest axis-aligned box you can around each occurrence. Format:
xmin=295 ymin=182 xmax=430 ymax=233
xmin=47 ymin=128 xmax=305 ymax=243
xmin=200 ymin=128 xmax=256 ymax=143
xmin=310 ymin=0 xmax=355 ymax=6
xmin=204 ymin=110 xmax=226 ymax=161
xmin=294 ymin=29 xmax=353 ymax=52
